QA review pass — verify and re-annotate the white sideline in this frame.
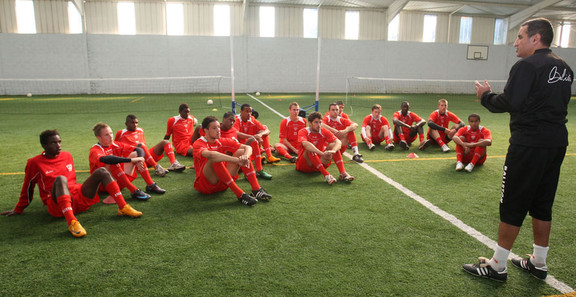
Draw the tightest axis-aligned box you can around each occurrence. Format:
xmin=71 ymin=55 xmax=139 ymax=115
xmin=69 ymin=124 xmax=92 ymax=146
xmin=247 ymin=93 xmax=574 ymax=294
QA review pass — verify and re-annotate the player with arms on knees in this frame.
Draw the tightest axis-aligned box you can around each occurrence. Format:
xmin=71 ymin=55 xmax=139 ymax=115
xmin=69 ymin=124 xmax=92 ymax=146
xmin=297 ymin=112 xmax=354 ymax=185
xmin=463 ymin=18 xmax=573 ymax=282
xmin=361 ymin=104 xmax=395 ymax=151
xmin=90 ymin=123 xmax=166 ymax=201
xmin=115 ymin=114 xmax=185 ymax=177
xmin=420 ymin=98 xmax=465 ymax=152
xmin=322 ymin=103 xmax=364 ymax=163
xmin=392 ymin=101 xmax=426 ymax=150
xmin=164 ymin=103 xmax=196 ymax=168
xmin=1 ymin=130 xmax=142 ymax=238
xmin=274 ymin=102 xmax=307 ymax=163
xmin=452 ymin=114 xmax=492 ymax=172
xmin=192 ymin=116 xmax=272 ymax=205
xmin=233 ymin=104 xmax=278 ymax=180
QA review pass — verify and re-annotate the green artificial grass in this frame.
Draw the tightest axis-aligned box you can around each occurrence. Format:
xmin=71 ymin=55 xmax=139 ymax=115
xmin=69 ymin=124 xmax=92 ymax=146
xmin=0 ymin=93 xmax=574 ymax=296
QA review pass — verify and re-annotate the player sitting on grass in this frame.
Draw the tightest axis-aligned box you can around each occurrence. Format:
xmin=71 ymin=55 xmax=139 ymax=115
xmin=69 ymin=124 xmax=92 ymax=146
xmin=452 ymin=114 xmax=492 ymax=172
xmin=361 ymin=104 xmax=395 ymax=151
xmin=233 ymin=104 xmax=278 ymax=179
xmin=192 ymin=116 xmax=272 ymax=205
xmin=392 ymin=101 xmax=426 ymax=150
xmin=274 ymin=102 xmax=307 ymax=163
xmin=420 ymin=98 xmax=465 ymax=152
xmin=1 ymin=130 xmax=142 ymax=238
xmin=322 ymin=102 xmax=364 ymax=163
xmin=296 ymin=112 xmax=354 ymax=185
xmin=90 ymin=123 xmax=166 ymax=201
xmin=115 ymin=114 xmax=185 ymax=177
xmin=164 ymin=103 xmax=196 ymax=169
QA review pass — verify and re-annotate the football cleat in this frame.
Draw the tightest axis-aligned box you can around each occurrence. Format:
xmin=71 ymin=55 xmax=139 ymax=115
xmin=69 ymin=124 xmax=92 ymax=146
xmin=239 ymin=193 xmax=258 ymax=206
xmin=338 ymin=172 xmax=355 ymax=182
xmin=385 ymin=143 xmax=395 ymax=151
xmin=68 ymin=220 xmax=86 ymax=238
xmin=368 ymin=143 xmax=376 ymax=151
xmin=252 ymin=187 xmax=272 ymax=202
xmin=325 ymin=174 xmax=337 ymax=185
xmin=154 ymin=164 xmax=168 ymax=177
xmin=352 ymin=154 xmax=364 ymax=163
xmin=267 ymin=156 xmax=281 ymax=163
xmin=465 ymin=163 xmax=475 ymax=172
xmin=511 ymin=255 xmax=548 ymax=280
xmin=455 ymin=161 xmax=464 ymax=171
xmin=399 ymin=140 xmax=409 ymax=150
xmin=167 ymin=160 xmax=186 ymax=172
xmin=441 ymin=144 xmax=451 ymax=153
xmin=131 ymin=189 xmax=151 ymax=201
xmin=117 ymin=204 xmax=143 ymax=218
xmin=289 ymin=156 xmax=297 ymax=163
xmin=145 ymin=182 xmax=166 ymax=194
xmin=418 ymin=139 xmax=430 ymax=151
xmin=462 ymin=257 xmax=507 ymax=282
xmin=256 ymin=170 xmax=273 ymax=180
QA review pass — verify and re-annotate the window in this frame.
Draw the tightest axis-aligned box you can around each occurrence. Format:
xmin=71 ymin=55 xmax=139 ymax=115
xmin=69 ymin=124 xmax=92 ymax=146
xmin=459 ymin=16 xmax=473 ymax=44
xmin=259 ymin=6 xmax=275 ymax=37
xmin=388 ymin=14 xmax=399 ymax=41
xmin=493 ymin=18 xmax=507 ymax=45
xmin=117 ymin=2 xmax=136 ymax=35
xmin=345 ymin=11 xmax=359 ymax=40
xmin=68 ymin=2 xmax=83 ymax=34
xmin=15 ymin=0 xmax=36 ymax=34
xmin=422 ymin=14 xmax=436 ymax=42
xmin=559 ymin=22 xmax=571 ymax=48
xmin=303 ymin=8 xmax=318 ymax=38
xmin=166 ymin=3 xmax=184 ymax=35
xmin=214 ymin=4 xmax=230 ymax=36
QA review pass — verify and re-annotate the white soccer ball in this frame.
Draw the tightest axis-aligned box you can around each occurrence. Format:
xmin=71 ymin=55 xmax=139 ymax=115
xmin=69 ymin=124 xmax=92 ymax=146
xmin=207 ymin=99 xmax=214 ymax=105
xmin=255 ymin=92 xmax=261 ymax=96
xmin=26 ymin=93 xmax=32 ymax=97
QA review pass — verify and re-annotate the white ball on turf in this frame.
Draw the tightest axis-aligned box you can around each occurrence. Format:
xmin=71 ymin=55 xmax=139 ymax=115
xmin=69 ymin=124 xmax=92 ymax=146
xmin=255 ymin=92 xmax=260 ymax=96
xmin=207 ymin=99 xmax=213 ymax=105
xmin=26 ymin=93 xmax=32 ymax=97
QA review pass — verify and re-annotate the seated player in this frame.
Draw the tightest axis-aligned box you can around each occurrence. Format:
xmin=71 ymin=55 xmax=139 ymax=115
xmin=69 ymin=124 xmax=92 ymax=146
xmin=361 ymin=104 xmax=395 ymax=151
xmin=197 ymin=112 xmax=240 ymax=141
xmin=420 ymin=98 xmax=465 ymax=152
xmin=1 ymin=130 xmax=142 ymax=238
xmin=274 ymin=102 xmax=307 ymax=163
xmin=297 ymin=112 xmax=354 ymax=185
xmin=452 ymin=113 xmax=492 ymax=172
xmin=392 ymin=101 xmax=426 ymax=150
xmin=324 ymin=100 xmax=350 ymax=120
xmin=322 ymin=103 xmax=364 ymax=163
xmin=115 ymin=114 xmax=186 ymax=177
xmin=90 ymin=123 xmax=166 ymax=201
xmin=164 ymin=103 xmax=197 ymax=166
xmin=192 ymin=116 xmax=272 ymax=205
xmin=233 ymin=104 xmax=279 ymax=179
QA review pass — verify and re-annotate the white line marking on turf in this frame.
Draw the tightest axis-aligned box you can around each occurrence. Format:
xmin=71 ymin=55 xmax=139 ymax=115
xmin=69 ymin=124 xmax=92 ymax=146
xmin=247 ymin=94 xmax=575 ymax=294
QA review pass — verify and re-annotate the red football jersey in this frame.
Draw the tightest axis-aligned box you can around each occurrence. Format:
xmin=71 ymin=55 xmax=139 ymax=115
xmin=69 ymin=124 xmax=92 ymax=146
xmin=455 ymin=125 xmax=492 ymax=143
xmin=297 ymin=127 xmax=337 ymax=153
xmin=279 ymin=116 xmax=307 ymax=142
xmin=192 ymin=136 xmax=242 ymax=180
xmin=166 ymin=115 xmax=197 ymax=146
xmin=88 ymin=141 xmax=135 ymax=173
xmin=428 ymin=110 xmax=462 ymax=129
xmin=15 ymin=151 xmax=77 ymax=213
xmin=362 ymin=114 xmax=390 ymax=135
xmin=115 ymin=128 xmax=147 ymax=146
xmin=322 ymin=116 xmax=353 ymax=131
xmin=233 ymin=115 xmax=266 ymax=138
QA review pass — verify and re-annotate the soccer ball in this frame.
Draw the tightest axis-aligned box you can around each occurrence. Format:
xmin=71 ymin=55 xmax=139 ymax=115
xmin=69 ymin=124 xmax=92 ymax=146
xmin=207 ymin=99 xmax=213 ymax=105
xmin=26 ymin=93 xmax=32 ymax=97
xmin=255 ymin=92 xmax=261 ymax=96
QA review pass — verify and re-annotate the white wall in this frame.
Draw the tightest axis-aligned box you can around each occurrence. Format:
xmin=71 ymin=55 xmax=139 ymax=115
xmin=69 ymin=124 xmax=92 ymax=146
xmin=1 ymin=33 xmax=575 ymax=95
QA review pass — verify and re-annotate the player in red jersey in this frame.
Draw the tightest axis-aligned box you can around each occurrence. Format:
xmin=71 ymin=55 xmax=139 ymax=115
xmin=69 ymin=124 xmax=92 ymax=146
xmin=274 ymin=102 xmax=307 ymax=163
xmin=193 ymin=116 xmax=272 ymax=205
xmin=361 ymin=104 xmax=395 ymax=151
xmin=115 ymin=114 xmax=186 ymax=177
xmin=452 ymin=113 xmax=492 ymax=172
xmin=392 ymin=101 xmax=426 ymax=150
xmin=297 ymin=112 xmax=354 ymax=185
xmin=1 ymin=130 xmax=142 ymax=238
xmin=324 ymin=100 xmax=350 ymax=120
xmin=322 ymin=103 xmax=364 ymax=163
xmin=90 ymin=123 xmax=166 ymax=202
xmin=420 ymin=98 xmax=465 ymax=152
xmin=233 ymin=104 xmax=278 ymax=180
xmin=164 ymin=103 xmax=197 ymax=169
xmin=197 ymin=112 xmax=239 ymax=140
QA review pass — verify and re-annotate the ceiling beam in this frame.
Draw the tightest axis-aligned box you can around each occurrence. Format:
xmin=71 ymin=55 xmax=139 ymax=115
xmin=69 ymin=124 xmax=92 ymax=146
xmin=71 ymin=0 xmax=84 ymax=15
xmin=508 ymin=0 xmax=562 ymax=29
xmin=387 ymin=0 xmax=409 ymax=23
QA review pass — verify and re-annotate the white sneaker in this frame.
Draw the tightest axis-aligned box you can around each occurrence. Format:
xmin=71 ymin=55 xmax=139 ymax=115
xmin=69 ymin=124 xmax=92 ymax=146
xmin=368 ymin=143 xmax=375 ymax=151
xmin=455 ymin=161 xmax=464 ymax=171
xmin=441 ymin=144 xmax=451 ymax=152
xmin=465 ymin=163 xmax=475 ymax=172
xmin=154 ymin=164 xmax=168 ymax=177
xmin=338 ymin=172 xmax=355 ymax=182
xmin=385 ymin=143 xmax=395 ymax=151
xmin=168 ymin=160 xmax=186 ymax=172
xmin=325 ymin=174 xmax=337 ymax=185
